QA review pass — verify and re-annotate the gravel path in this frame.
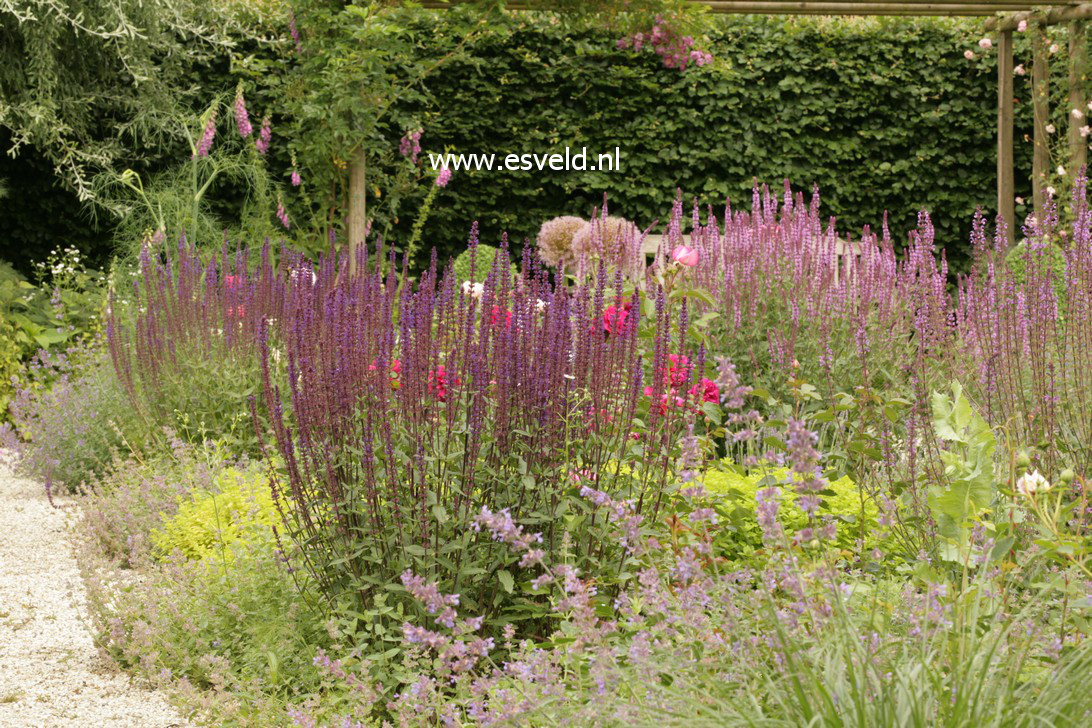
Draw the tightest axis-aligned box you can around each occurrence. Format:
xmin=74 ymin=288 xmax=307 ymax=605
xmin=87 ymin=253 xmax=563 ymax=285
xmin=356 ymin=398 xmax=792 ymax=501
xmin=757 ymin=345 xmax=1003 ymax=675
xmin=0 ymin=458 xmax=188 ymax=727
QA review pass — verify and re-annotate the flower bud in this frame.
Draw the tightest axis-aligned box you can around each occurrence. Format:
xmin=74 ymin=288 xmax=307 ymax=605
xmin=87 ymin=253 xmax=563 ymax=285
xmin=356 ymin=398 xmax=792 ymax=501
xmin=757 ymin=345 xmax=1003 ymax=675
xmin=1060 ymin=468 xmax=1075 ymax=485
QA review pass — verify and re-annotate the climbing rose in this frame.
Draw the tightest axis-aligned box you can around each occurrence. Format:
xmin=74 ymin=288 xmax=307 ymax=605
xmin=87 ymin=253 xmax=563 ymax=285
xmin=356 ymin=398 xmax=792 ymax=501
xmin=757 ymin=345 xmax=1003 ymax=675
xmin=964 ymin=50 xmax=975 ymax=60
xmin=1018 ymin=20 xmax=1028 ymax=32
xmin=671 ymin=245 xmax=699 ymax=267
xmin=1015 ymin=64 xmax=1026 ymax=75
xmin=979 ymin=38 xmax=992 ymax=50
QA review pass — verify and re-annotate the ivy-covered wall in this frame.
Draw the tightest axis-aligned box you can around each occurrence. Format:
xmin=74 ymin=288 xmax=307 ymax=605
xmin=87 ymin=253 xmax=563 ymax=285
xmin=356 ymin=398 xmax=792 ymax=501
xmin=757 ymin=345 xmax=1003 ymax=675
xmin=399 ymin=14 xmax=1038 ymax=270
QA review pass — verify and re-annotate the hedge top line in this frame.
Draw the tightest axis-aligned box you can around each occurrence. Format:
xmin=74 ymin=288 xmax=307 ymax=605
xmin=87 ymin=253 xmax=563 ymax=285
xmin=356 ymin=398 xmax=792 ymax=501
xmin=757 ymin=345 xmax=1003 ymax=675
xmin=420 ymin=1 xmax=1083 ymax=18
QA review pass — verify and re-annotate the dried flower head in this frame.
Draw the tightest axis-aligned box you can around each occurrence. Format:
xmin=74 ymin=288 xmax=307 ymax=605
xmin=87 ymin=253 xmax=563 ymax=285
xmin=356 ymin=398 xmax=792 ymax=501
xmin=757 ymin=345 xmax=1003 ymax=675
xmin=536 ymin=216 xmax=589 ymax=268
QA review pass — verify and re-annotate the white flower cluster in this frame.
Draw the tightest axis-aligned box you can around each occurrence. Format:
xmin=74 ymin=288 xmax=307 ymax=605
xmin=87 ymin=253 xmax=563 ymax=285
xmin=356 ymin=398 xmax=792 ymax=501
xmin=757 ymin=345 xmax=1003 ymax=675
xmin=34 ymin=245 xmax=83 ymax=280
xmin=1015 ymin=470 xmax=1052 ymax=498
xmin=461 ymin=281 xmax=484 ymax=300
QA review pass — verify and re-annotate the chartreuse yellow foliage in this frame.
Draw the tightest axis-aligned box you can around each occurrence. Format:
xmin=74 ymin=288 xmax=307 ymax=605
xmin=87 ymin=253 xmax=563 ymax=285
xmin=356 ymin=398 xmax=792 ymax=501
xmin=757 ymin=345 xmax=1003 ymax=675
xmin=701 ymin=460 xmax=880 ymax=555
xmin=151 ymin=467 xmax=278 ymax=561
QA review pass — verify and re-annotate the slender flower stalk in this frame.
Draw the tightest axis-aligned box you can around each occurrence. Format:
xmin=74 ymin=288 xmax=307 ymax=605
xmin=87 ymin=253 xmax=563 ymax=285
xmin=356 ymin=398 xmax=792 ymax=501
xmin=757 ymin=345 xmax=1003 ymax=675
xmin=256 ymin=116 xmax=272 ymax=155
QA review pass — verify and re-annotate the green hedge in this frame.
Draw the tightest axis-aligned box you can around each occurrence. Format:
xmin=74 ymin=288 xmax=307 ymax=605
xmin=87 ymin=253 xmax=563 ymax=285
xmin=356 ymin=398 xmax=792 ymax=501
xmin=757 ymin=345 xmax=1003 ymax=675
xmin=396 ymin=14 xmax=1042 ymax=270
xmin=3 ymin=13 xmax=1059 ymax=274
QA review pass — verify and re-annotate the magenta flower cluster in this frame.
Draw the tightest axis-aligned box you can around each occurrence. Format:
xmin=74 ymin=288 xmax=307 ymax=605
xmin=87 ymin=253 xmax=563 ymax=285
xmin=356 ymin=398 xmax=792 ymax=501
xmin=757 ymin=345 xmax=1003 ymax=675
xmin=233 ymin=87 xmax=252 ymax=138
xmin=256 ymin=116 xmax=272 ymax=155
xmin=617 ymin=17 xmax=713 ymax=71
xmin=194 ymin=111 xmax=217 ymax=157
xmin=399 ymin=128 xmax=422 ymax=164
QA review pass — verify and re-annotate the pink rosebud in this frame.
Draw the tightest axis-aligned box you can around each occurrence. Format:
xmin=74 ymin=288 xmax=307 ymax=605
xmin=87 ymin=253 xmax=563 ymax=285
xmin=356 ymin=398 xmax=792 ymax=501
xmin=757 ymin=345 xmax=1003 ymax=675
xmin=671 ymin=245 xmax=699 ymax=267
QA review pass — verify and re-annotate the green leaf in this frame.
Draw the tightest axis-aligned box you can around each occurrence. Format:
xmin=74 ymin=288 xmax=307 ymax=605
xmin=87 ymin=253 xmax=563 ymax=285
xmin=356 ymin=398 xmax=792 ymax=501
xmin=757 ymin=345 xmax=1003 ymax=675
xmin=990 ymin=535 xmax=1016 ymax=562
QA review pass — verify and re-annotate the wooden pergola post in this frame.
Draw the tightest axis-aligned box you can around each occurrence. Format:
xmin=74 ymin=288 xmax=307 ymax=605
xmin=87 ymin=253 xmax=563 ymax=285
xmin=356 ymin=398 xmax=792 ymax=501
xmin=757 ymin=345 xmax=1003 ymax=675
xmin=998 ymin=28 xmax=1016 ymax=244
xmin=1033 ymin=19 xmax=1051 ymax=215
xmin=348 ymin=152 xmax=367 ymax=276
xmin=1069 ymin=20 xmax=1088 ymax=179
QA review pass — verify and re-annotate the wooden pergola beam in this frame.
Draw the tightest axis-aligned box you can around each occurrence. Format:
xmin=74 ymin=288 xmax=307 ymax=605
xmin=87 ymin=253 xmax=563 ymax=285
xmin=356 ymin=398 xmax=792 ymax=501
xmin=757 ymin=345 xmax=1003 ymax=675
xmin=1033 ymin=20 xmax=1050 ymax=215
xmin=998 ymin=28 xmax=1015 ymax=244
xmin=987 ymin=3 xmax=1092 ymax=31
xmin=422 ymin=1 xmax=1074 ymax=14
xmin=697 ymin=3 xmax=1060 ymax=15
xmin=1069 ymin=20 xmax=1088 ymax=178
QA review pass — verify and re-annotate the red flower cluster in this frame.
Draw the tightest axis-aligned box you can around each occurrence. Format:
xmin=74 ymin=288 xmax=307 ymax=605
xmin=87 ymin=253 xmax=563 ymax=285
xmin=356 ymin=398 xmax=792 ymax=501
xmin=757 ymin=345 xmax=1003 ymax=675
xmin=368 ymin=358 xmax=403 ymax=390
xmin=490 ymin=306 xmax=513 ymax=330
xmin=428 ymin=365 xmax=460 ymax=401
xmin=603 ymin=299 xmax=633 ymax=336
xmin=643 ymin=354 xmax=720 ymax=414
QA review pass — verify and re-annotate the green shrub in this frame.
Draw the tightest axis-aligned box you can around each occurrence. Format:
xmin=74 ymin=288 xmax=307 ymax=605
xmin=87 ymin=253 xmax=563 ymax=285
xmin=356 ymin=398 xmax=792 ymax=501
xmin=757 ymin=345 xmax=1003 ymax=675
xmin=0 ymin=254 xmax=106 ymax=420
xmin=702 ymin=460 xmax=880 ymax=558
xmin=4 ymin=349 xmax=147 ymax=491
xmin=137 ymin=339 xmax=267 ymax=457
xmin=450 ymin=244 xmax=517 ymax=283
xmin=151 ymin=466 xmax=278 ymax=562
xmin=1005 ymin=239 xmax=1068 ymax=304
xmin=78 ymin=448 xmax=332 ymax=725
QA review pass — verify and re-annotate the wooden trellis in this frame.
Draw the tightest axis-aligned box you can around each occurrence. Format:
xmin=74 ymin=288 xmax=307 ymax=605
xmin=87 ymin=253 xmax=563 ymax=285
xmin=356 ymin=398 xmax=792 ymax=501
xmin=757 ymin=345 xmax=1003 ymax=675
xmin=985 ymin=6 xmax=1092 ymax=242
xmin=397 ymin=1 xmax=1090 ymax=256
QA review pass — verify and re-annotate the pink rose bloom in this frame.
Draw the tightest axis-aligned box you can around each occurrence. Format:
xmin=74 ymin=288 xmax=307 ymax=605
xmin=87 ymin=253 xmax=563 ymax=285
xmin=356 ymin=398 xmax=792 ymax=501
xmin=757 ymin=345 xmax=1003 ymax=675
xmin=671 ymin=245 xmax=699 ymax=267
xmin=689 ymin=377 xmax=720 ymax=404
xmin=978 ymin=38 xmax=992 ymax=50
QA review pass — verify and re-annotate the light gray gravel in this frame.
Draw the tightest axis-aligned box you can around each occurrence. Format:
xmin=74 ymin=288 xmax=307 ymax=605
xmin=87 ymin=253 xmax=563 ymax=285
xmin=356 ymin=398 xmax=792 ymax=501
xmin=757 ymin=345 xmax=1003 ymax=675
xmin=0 ymin=457 xmax=188 ymax=728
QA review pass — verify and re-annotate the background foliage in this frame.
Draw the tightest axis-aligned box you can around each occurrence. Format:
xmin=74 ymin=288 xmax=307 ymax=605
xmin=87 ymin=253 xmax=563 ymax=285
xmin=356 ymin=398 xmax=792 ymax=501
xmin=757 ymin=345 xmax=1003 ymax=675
xmin=393 ymin=13 xmax=1039 ymax=270
xmin=0 ymin=10 xmax=1063 ymax=274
